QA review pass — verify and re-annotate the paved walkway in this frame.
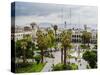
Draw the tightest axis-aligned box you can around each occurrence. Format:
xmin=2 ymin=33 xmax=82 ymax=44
xmin=41 ymin=51 xmax=61 ymax=72
xmin=70 ymin=51 xmax=88 ymax=69
xmin=41 ymin=58 xmax=53 ymax=72
xmin=41 ymin=44 xmax=89 ymax=72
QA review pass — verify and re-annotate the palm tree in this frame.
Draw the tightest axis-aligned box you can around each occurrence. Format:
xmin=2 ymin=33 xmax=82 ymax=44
xmin=53 ymin=25 xmax=58 ymax=51
xmin=47 ymin=30 xmax=55 ymax=49
xmin=67 ymin=30 xmax=72 ymax=62
xmin=24 ymin=35 xmax=34 ymax=59
xmin=37 ymin=30 xmax=48 ymax=63
xmin=61 ymin=31 xmax=71 ymax=65
xmin=82 ymin=31 xmax=87 ymax=45
xmin=53 ymin=25 xmax=58 ymax=35
xmin=82 ymin=31 xmax=92 ymax=47
xmin=86 ymin=32 xmax=92 ymax=47
xmin=61 ymin=47 xmax=64 ymax=64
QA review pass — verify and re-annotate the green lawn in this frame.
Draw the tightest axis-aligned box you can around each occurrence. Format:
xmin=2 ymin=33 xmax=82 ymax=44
xmin=16 ymin=62 xmax=46 ymax=73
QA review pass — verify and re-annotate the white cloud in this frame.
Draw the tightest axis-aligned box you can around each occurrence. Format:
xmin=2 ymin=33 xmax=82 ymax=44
xmin=15 ymin=5 xmax=97 ymax=29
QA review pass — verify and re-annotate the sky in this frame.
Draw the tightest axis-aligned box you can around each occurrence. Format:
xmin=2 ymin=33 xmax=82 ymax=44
xmin=11 ymin=2 xmax=98 ymax=29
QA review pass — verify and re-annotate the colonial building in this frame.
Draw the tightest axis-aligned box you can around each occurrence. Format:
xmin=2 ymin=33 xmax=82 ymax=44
xmin=54 ymin=25 xmax=97 ymax=44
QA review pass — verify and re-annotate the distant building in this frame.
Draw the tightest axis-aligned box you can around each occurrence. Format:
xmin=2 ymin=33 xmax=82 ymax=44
xmin=11 ymin=24 xmax=97 ymax=44
xmin=84 ymin=24 xmax=87 ymax=31
xmin=11 ymin=25 xmax=32 ymax=41
xmin=91 ymin=30 xmax=97 ymax=44
xmin=55 ymin=27 xmax=97 ymax=44
xmin=24 ymin=26 xmax=31 ymax=31
xmin=71 ymin=29 xmax=82 ymax=43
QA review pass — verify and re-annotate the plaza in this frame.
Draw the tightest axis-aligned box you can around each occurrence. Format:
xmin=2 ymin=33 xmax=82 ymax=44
xmin=11 ymin=2 xmax=97 ymax=73
xmin=11 ymin=23 xmax=97 ymax=72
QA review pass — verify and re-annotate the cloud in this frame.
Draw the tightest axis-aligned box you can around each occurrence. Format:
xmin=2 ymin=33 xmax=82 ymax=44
xmin=12 ymin=2 xmax=97 ymax=29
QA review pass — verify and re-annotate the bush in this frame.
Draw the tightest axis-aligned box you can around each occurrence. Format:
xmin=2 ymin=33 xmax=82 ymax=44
xmin=82 ymin=51 xmax=97 ymax=68
xmin=52 ymin=63 xmax=78 ymax=71
xmin=34 ymin=55 xmax=41 ymax=64
xmin=52 ymin=63 xmax=63 ymax=71
xmin=70 ymin=63 xmax=78 ymax=70
xmin=63 ymin=64 xmax=72 ymax=70
xmin=93 ymin=45 xmax=97 ymax=49
xmin=80 ymin=44 xmax=90 ymax=49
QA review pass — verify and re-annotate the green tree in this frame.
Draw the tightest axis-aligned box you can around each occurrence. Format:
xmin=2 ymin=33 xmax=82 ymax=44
xmin=16 ymin=35 xmax=34 ymax=63
xmin=36 ymin=30 xmax=48 ymax=63
xmin=82 ymin=31 xmax=92 ymax=47
xmin=20 ymin=39 xmax=28 ymax=63
xmin=47 ymin=29 xmax=55 ymax=48
xmin=82 ymin=50 xmax=97 ymax=68
xmin=53 ymin=25 xmax=58 ymax=50
xmin=61 ymin=31 xmax=72 ymax=65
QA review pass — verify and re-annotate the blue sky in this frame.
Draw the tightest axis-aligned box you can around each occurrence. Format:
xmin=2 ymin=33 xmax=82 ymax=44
xmin=11 ymin=2 xmax=97 ymax=29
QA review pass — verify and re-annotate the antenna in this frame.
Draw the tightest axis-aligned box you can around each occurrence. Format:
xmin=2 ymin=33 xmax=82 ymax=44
xmin=62 ymin=8 xmax=67 ymax=29
xmin=62 ymin=8 xmax=64 ymax=28
xmin=70 ymin=8 xmax=71 ymax=26
xmin=78 ymin=12 xmax=80 ymax=29
xmin=65 ymin=8 xmax=67 ymax=29
xmin=64 ymin=21 xmax=66 ymax=29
